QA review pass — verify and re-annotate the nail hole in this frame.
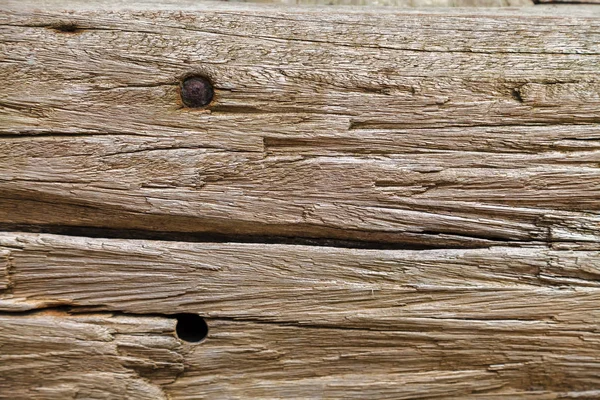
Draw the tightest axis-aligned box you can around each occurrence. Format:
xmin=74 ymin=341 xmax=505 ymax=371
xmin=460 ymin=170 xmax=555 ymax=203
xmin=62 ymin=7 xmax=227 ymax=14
xmin=180 ymin=76 xmax=214 ymax=108
xmin=511 ymin=87 xmax=523 ymax=103
xmin=52 ymin=23 xmax=82 ymax=33
xmin=175 ymin=314 xmax=208 ymax=343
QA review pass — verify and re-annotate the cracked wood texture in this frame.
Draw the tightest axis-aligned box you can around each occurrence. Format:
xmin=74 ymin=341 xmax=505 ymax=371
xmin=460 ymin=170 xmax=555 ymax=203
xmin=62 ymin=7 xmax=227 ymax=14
xmin=1 ymin=0 xmax=600 ymax=399
xmin=2 ymin=1 xmax=600 ymax=247
xmin=1 ymin=232 xmax=600 ymax=399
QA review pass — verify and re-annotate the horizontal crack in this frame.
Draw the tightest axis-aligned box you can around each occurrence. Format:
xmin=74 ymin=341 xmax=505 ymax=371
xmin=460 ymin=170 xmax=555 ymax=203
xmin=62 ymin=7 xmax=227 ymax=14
xmin=0 ymin=223 xmax=502 ymax=250
xmin=349 ymin=120 xmax=600 ymax=130
xmin=0 ymin=305 xmax=382 ymax=332
xmin=0 ymin=305 xmax=570 ymax=333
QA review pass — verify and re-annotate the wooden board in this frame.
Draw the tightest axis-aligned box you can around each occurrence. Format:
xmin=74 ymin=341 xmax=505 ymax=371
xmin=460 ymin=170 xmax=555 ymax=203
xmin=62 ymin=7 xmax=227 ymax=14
xmin=229 ymin=0 xmax=536 ymax=6
xmin=3 ymin=232 xmax=600 ymax=321
xmin=3 ymin=311 xmax=599 ymax=399
xmin=1 ymin=233 xmax=600 ymax=398
xmin=1 ymin=1 xmax=600 ymax=398
xmin=535 ymin=0 xmax=600 ymax=3
xmin=2 ymin=1 xmax=600 ymax=247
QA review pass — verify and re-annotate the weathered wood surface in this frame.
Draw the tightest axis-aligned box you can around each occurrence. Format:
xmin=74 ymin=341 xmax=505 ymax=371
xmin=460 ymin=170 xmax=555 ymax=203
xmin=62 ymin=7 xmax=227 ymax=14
xmin=2 ymin=1 xmax=600 ymax=398
xmin=3 ymin=312 xmax=599 ymax=400
xmin=0 ymin=312 xmax=182 ymax=400
xmin=3 ymin=232 xmax=600 ymax=320
xmin=2 ymin=1 xmax=600 ymax=247
xmin=1 ymin=232 xmax=600 ymax=399
xmin=231 ymin=0 xmax=535 ymax=6
xmin=536 ymin=0 xmax=600 ymax=3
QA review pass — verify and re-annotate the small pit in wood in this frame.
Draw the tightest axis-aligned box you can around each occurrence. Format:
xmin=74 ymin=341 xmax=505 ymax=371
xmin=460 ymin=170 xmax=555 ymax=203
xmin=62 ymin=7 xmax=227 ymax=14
xmin=175 ymin=314 xmax=209 ymax=343
xmin=52 ymin=23 xmax=83 ymax=33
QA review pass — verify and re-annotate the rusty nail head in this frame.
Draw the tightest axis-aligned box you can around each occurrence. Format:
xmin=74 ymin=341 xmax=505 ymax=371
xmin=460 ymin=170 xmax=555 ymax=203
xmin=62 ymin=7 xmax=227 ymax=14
xmin=181 ymin=76 xmax=214 ymax=108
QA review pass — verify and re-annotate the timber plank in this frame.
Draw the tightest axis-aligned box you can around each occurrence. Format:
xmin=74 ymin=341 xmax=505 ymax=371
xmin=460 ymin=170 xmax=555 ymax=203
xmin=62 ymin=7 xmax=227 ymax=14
xmin=228 ymin=0 xmax=535 ymax=6
xmin=536 ymin=0 xmax=600 ymax=3
xmin=1 ymin=232 xmax=597 ymax=398
xmin=1 ymin=2 xmax=600 ymax=244
xmin=1 ymin=135 xmax=599 ymax=245
xmin=1 ymin=232 xmax=599 ymax=328
xmin=1 ymin=310 xmax=600 ymax=399
xmin=2 ymin=2 xmax=600 ymax=398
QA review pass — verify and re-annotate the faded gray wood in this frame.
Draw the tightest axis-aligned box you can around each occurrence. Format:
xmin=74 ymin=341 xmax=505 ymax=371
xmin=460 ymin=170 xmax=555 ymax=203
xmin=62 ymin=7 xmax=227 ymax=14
xmin=1 ymin=233 xmax=600 ymax=399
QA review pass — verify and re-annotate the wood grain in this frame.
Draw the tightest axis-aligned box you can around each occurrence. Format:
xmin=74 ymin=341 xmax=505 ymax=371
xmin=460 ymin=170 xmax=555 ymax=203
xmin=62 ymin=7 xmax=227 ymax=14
xmin=2 ymin=1 xmax=600 ymax=398
xmin=0 ymin=312 xmax=182 ymax=400
xmin=2 ymin=311 xmax=599 ymax=399
xmin=2 ymin=2 xmax=600 ymax=246
xmin=230 ymin=0 xmax=535 ymax=6
xmin=3 ymin=311 xmax=600 ymax=399
xmin=1 ymin=232 xmax=600 ymax=398
xmin=535 ymin=0 xmax=600 ymax=3
xmin=1 ymin=232 xmax=600 ymax=327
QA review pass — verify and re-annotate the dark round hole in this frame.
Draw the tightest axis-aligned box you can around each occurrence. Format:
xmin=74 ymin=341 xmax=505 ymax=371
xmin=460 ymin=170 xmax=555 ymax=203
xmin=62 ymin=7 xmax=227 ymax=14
xmin=175 ymin=314 xmax=208 ymax=343
xmin=180 ymin=76 xmax=214 ymax=108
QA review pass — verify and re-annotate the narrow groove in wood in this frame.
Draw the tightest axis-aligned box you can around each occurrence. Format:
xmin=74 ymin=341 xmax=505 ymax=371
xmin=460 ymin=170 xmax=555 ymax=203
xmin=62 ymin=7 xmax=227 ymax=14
xmin=348 ymin=120 xmax=600 ymax=130
xmin=3 ymin=304 xmax=600 ymax=334
xmin=2 ymin=306 xmax=546 ymax=334
xmin=0 ymin=306 xmax=392 ymax=332
xmin=0 ymin=223 xmax=517 ymax=250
